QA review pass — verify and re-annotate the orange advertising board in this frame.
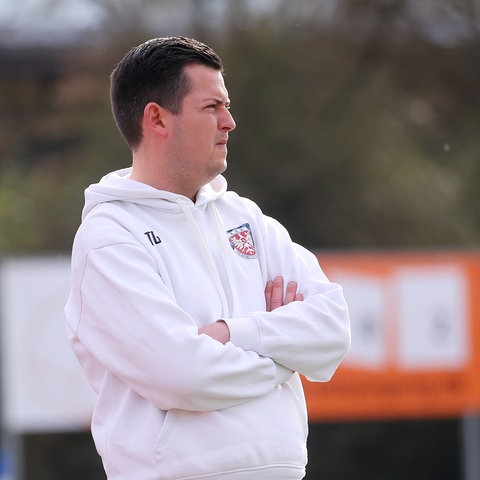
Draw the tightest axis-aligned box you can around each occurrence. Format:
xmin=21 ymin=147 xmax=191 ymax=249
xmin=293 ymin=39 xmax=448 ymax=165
xmin=303 ymin=250 xmax=480 ymax=421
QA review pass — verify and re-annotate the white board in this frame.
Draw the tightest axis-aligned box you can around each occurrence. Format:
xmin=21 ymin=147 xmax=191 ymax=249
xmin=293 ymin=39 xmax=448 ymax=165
xmin=0 ymin=257 xmax=96 ymax=433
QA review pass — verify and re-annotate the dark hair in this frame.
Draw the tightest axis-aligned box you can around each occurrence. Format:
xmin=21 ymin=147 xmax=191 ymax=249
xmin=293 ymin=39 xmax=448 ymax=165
xmin=110 ymin=36 xmax=223 ymax=150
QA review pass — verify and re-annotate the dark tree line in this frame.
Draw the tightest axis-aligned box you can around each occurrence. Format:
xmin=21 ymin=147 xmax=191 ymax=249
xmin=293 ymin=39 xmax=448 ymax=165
xmin=1 ymin=1 xmax=480 ymax=253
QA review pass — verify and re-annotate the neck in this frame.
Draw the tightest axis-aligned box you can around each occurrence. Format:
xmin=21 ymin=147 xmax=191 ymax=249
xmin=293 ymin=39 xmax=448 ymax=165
xmin=130 ymin=158 xmax=201 ymax=201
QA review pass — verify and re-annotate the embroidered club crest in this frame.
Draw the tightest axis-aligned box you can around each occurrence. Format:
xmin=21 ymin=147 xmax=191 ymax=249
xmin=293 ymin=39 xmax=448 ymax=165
xmin=227 ymin=223 xmax=257 ymax=259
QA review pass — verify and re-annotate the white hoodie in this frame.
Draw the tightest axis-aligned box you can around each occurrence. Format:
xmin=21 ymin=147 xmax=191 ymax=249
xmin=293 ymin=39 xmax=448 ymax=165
xmin=65 ymin=167 xmax=350 ymax=480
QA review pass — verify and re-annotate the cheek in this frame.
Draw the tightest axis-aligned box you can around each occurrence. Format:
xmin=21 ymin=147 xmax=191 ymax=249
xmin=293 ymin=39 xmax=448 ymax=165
xmin=177 ymin=119 xmax=216 ymax=155
xmin=198 ymin=125 xmax=217 ymax=149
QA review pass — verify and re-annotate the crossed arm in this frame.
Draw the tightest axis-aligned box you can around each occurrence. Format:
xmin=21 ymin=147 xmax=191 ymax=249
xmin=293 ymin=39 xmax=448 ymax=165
xmin=198 ymin=276 xmax=303 ymax=344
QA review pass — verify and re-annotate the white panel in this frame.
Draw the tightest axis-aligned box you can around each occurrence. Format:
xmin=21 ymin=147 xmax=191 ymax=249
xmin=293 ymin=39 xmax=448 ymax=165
xmin=393 ymin=265 xmax=469 ymax=370
xmin=330 ymin=272 xmax=388 ymax=369
xmin=0 ymin=257 xmax=96 ymax=433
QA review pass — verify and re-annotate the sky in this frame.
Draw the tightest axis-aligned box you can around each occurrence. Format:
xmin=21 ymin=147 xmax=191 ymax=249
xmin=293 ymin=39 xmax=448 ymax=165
xmin=0 ymin=0 xmax=283 ymax=47
xmin=0 ymin=0 xmax=477 ymax=48
xmin=0 ymin=0 xmax=105 ymax=46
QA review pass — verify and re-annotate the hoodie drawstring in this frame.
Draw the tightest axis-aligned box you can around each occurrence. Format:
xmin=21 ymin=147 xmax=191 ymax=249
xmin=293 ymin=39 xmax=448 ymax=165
xmin=207 ymin=202 xmax=238 ymax=317
xmin=177 ymin=200 xmax=231 ymax=318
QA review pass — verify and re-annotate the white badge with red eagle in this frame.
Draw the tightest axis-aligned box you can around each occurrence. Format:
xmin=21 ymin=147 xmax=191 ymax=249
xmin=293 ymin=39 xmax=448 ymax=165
xmin=227 ymin=223 xmax=257 ymax=259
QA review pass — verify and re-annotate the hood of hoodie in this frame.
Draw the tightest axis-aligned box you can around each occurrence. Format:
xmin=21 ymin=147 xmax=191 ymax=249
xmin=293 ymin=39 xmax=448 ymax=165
xmin=82 ymin=167 xmax=228 ymax=220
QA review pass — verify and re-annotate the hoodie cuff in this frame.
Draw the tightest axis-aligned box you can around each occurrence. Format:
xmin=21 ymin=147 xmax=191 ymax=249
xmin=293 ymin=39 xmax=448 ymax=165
xmin=273 ymin=362 xmax=294 ymax=384
xmin=224 ymin=316 xmax=293 ymax=385
xmin=224 ymin=315 xmax=261 ymax=353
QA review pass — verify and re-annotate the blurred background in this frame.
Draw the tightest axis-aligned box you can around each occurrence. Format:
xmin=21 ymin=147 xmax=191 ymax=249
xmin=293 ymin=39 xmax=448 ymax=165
xmin=0 ymin=0 xmax=479 ymax=478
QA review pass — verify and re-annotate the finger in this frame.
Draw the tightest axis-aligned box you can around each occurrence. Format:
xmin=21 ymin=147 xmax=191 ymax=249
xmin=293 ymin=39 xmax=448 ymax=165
xmin=269 ymin=276 xmax=284 ymax=311
xmin=284 ymin=280 xmax=298 ymax=304
xmin=265 ymin=280 xmax=273 ymax=311
xmin=295 ymin=293 xmax=304 ymax=302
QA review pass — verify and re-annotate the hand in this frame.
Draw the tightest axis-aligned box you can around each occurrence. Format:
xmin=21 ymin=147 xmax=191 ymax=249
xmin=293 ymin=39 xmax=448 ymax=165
xmin=199 ymin=276 xmax=303 ymax=343
xmin=198 ymin=320 xmax=230 ymax=344
xmin=265 ymin=276 xmax=304 ymax=312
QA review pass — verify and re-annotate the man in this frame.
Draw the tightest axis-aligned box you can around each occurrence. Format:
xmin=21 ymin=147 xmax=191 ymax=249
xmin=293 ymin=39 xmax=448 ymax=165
xmin=65 ymin=36 xmax=350 ymax=480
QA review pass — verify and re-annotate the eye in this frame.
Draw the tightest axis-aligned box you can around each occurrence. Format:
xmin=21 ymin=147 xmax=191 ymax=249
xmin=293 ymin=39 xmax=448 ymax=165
xmin=204 ymin=101 xmax=231 ymax=111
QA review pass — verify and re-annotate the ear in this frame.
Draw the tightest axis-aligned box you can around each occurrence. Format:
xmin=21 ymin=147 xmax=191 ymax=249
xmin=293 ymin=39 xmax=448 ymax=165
xmin=143 ymin=102 xmax=169 ymax=137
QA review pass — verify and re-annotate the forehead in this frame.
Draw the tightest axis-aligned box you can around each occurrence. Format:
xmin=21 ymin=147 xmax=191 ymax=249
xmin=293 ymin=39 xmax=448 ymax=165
xmin=184 ymin=64 xmax=228 ymax=100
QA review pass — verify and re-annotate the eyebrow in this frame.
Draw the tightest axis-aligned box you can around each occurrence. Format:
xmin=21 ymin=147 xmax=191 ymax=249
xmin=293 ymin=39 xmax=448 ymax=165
xmin=205 ymin=97 xmax=231 ymax=106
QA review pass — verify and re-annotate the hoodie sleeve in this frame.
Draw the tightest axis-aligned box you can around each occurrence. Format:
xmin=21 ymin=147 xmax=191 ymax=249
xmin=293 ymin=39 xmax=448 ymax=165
xmin=66 ymin=229 xmax=293 ymax=413
xmin=223 ymin=206 xmax=351 ymax=382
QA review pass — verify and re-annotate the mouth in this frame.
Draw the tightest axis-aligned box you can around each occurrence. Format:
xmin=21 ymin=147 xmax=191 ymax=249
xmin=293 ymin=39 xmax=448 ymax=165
xmin=216 ymin=136 xmax=228 ymax=146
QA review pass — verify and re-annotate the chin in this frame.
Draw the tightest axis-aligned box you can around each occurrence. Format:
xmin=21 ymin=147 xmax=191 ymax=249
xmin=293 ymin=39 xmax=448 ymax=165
xmin=214 ymin=157 xmax=227 ymax=175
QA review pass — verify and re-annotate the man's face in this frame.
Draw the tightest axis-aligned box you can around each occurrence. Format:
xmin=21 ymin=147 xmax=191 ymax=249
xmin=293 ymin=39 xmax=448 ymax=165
xmin=167 ymin=64 xmax=236 ymax=192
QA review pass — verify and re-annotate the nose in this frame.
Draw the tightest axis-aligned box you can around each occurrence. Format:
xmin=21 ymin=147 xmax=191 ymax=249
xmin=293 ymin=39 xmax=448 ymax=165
xmin=220 ymin=106 xmax=236 ymax=132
